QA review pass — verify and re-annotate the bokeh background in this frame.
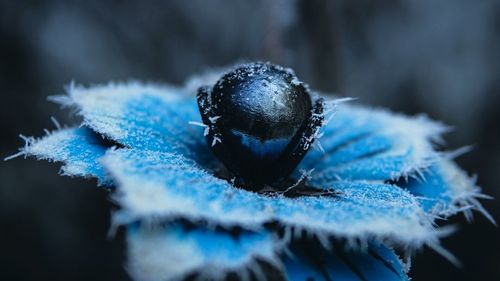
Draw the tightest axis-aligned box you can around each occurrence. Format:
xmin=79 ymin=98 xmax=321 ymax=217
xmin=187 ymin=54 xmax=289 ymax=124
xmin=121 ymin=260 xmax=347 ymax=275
xmin=1 ymin=0 xmax=499 ymax=280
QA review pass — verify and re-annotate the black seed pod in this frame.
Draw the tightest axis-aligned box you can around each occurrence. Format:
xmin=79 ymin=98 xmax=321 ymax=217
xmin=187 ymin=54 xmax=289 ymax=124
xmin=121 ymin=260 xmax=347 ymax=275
xmin=197 ymin=62 xmax=324 ymax=189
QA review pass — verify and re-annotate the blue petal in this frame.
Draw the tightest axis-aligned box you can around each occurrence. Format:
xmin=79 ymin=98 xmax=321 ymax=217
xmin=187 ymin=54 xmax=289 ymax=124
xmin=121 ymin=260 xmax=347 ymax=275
xmin=301 ymin=103 xmax=448 ymax=182
xmin=284 ymin=240 xmax=408 ymax=281
xmin=103 ymin=148 xmax=435 ymax=246
xmin=22 ymin=127 xmax=110 ymax=184
xmin=126 ymin=222 xmax=279 ymax=281
xmin=58 ymin=82 xmax=215 ymax=167
xmin=402 ymin=159 xmax=492 ymax=222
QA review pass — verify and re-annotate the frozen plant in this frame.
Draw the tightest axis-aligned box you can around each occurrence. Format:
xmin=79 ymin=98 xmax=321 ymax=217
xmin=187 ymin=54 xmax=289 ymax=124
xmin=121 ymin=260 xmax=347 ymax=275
xmin=8 ymin=62 xmax=493 ymax=281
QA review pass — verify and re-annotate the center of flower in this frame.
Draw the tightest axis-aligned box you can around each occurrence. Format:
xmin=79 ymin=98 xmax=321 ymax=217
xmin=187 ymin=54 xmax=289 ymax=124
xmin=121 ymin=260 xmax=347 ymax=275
xmin=196 ymin=62 xmax=325 ymax=191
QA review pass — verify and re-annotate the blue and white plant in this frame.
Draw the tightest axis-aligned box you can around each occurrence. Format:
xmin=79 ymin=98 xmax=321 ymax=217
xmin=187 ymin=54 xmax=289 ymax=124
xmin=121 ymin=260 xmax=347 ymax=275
xmin=9 ymin=63 xmax=493 ymax=281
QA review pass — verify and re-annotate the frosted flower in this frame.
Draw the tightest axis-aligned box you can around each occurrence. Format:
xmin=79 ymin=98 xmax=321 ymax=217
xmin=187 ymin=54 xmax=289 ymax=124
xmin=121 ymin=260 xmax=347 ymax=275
xmin=9 ymin=64 xmax=492 ymax=281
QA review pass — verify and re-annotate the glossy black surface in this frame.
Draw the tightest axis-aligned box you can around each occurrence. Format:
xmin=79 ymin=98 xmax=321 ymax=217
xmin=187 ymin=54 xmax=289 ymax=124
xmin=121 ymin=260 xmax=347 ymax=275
xmin=197 ymin=62 xmax=324 ymax=188
xmin=212 ymin=63 xmax=311 ymax=140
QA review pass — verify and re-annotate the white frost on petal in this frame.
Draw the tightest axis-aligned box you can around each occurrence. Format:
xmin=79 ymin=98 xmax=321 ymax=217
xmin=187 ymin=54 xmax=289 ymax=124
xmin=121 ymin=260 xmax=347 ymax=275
xmin=127 ymin=224 xmax=280 ymax=281
xmin=59 ymin=81 xmax=185 ymax=144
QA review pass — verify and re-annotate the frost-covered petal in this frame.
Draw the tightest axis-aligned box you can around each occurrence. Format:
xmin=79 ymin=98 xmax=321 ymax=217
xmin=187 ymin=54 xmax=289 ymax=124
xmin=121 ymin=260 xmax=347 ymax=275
xmin=55 ymin=82 xmax=214 ymax=166
xmin=284 ymin=240 xmax=408 ymax=281
xmin=127 ymin=222 xmax=279 ymax=281
xmin=301 ymin=102 xmax=448 ymax=182
xmin=103 ymin=148 xmax=436 ymax=246
xmin=21 ymin=127 xmax=110 ymax=184
xmin=402 ymin=159 xmax=491 ymax=222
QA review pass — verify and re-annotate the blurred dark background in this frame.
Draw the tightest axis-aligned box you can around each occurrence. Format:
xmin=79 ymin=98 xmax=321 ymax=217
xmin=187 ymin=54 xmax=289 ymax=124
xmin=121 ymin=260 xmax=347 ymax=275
xmin=1 ymin=0 xmax=499 ymax=280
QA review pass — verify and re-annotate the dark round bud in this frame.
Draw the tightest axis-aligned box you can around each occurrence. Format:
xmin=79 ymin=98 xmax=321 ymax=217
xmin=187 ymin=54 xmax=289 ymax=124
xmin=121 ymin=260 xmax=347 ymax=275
xmin=197 ymin=62 xmax=323 ymax=188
